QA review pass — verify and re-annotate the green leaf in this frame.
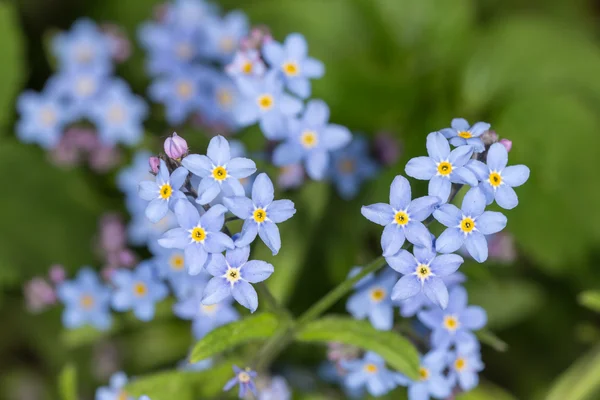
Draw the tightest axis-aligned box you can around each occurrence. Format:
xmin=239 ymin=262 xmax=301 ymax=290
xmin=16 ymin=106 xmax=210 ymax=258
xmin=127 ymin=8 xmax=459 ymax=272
xmin=456 ymin=382 xmax=517 ymax=400
xmin=58 ymin=364 xmax=77 ymax=400
xmin=545 ymin=343 xmax=600 ymax=400
xmin=476 ymin=329 xmax=508 ymax=352
xmin=296 ymin=316 xmax=420 ymax=379
xmin=190 ymin=313 xmax=279 ymax=363
xmin=0 ymin=3 xmax=25 ymax=127
xmin=578 ymin=291 xmax=600 ymax=313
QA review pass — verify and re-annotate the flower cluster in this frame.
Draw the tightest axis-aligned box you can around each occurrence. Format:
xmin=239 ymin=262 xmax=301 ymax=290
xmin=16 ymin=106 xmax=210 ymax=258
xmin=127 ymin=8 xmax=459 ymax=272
xmin=16 ymin=19 xmax=147 ymax=154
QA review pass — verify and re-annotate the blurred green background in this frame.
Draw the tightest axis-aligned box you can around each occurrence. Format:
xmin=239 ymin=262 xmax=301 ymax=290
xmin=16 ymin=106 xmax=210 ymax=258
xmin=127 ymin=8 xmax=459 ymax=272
xmin=4 ymin=0 xmax=600 ymax=399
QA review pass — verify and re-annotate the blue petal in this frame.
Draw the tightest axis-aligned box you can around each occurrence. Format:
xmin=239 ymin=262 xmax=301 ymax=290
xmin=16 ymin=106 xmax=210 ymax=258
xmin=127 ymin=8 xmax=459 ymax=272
xmin=232 ymin=280 xmax=259 ymax=312
xmin=389 ymin=175 xmax=412 ymax=210
xmin=134 ymin=302 xmax=155 ymax=321
xmin=347 ymin=292 xmax=370 ymax=318
xmin=450 ymin=167 xmax=478 ymax=187
xmin=145 ymin=199 xmax=169 ymax=223
xmin=465 ymin=231 xmax=488 ymax=262
xmin=451 ymin=118 xmax=470 ymax=131
xmin=284 ymin=33 xmax=308 ymax=58
xmin=206 ymin=253 xmax=228 ymax=276
xmin=369 ymin=304 xmax=394 ymax=331
xmin=196 ymin=177 xmax=221 ymax=205
xmin=428 ymin=176 xmax=451 ymax=203
xmin=495 ymin=185 xmax=518 ymax=209
xmin=158 ymin=159 xmax=170 ymax=182
xmin=258 ymin=221 xmax=282 ymax=255
xmin=185 ymin=245 xmax=208 ymax=274
xmin=207 ymin=135 xmax=231 ymax=165
xmin=200 ymin=204 xmax=227 ymax=232
xmin=447 ymin=286 xmax=468 ymax=313
xmin=202 ymin=277 xmax=231 ymax=305
xmin=158 ymin=228 xmax=188 ymax=249
xmin=423 ymin=277 xmax=449 ymax=309
xmin=461 ymin=187 xmax=486 ymax=217
xmin=461 ymin=306 xmax=487 ymax=330
xmin=267 ymin=199 xmax=296 ymax=223
xmin=418 ymin=309 xmax=443 ymax=329
xmin=458 ymin=371 xmax=479 ymax=391
xmin=433 ymin=204 xmax=462 ymax=227
xmin=182 ymin=154 xmax=213 ymax=177
xmin=361 ymin=203 xmax=394 ymax=226
xmin=223 ymin=196 xmax=253 ymax=219
xmin=279 ymin=94 xmax=303 ymax=116
xmin=222 ymin=178 xmax=245 ymax=197
xmin=469 ymin=121 xmax=491 ymax=137
xmin=404 ymin=221 xmax=432 ymax=249
xmin=252 ymin=173 xmax=274 ymax=207
xmin=426 ymin=132 xmax=450 ymax=161
xmin=448 ymin=145 xmax=473 ymax=167
xmin=174 ymin=199 xmax=200 ymax=230
xmin=139 ymin=181 xmax=158 ymax=201
xmin=435 ymin=228 xmax=464 ymax=253
xmin=272 ymin=142 xmax=304 ymax=166
xmin=302 ymin=99 xmax=329 ymax=127
xmin=381 ymin=224 xmax=406 ymax=257
xmin=476 ymin=211 xmax=507 ymax=234
xmin=466 ymin=137 xmax=485 ymax=152
xmin=440 ymin=127 xmax=457 ymax=139
xmin=408 ymin=382 xmax=429 ymax=400
xmin=385 ymin=249 xmax=417 ymax=275
xmin=225 ymin=246 xmax=250 ymax=268
xmin=465 ymin=160 xmax=489 ymax=181
xmin=486 ymin=143 xmax=508 ymax=171
xmin=391 ymin=275 xmax=421 ymax=301
xmin=287 ymin=78 xmax=311 ymax=98
xmin=428 ymin=374 xmax=452 ymax=398
xmin=241 ymin=260 xmax=274 ymax=283
xmin=259 ymin=111 xmax=286 ymax=140
xmin=170 ymin=167 xmax=189 ymax=189
xmin=430 ymin=254 xmax=463 ymax=276
xmin=204 ymin=232 xmax=235 ymax=253
xmin=235 ymin=220 xmax=259 ymax=247
xmin=227 ymin=157 xmax=256 ymax=179
xmin=262 ymin=40 xmax=284 ymax=65
xmin=321 ymin=124 xmax=352 ymax=150
xmin=502 ymin=165 xmax=530 ymax=187
xmin=405 ymin=156 xmax=437 ymax=180
xmin=305 ymin=150 xmax=329 ymax=180
xmin=408 ymin=196 xmax=439 ymax=221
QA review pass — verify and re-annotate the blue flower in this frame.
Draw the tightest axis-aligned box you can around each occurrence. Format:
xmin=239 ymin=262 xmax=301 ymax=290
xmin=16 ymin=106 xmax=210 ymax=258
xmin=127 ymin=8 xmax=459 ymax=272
xmin=433 ymin=187 xmax=507 ymax=262
xmin=52 ymin=19 xmax=112 ymax=72
xmin=398 ymin=272 xmax=465 ymax=318
xmin=182 ymin=135 xmax=257 ymax=204
xmin=223 ymin=173 xmax=296 ymax=255
xmin=201 ymin=11 xmax=248 ymax=63
xmin=138 ymin=23 xmax=200 ymax=76
xmin=405 ymin=132 xmax=478 ymax=203
xmin=233 ymin=71 xmax=303 ymax=139
xmin=386 ymin=244 xmax=464 ymax=309
xmin=151 ymin=247 xmax=195 ymax=298
xmin=259 ymin=376 xmax=291 ymax=400
xmin=226 ymin=49 xmax=266 ymax=80
xmin=418 ymin=286 xmax=487 ymax=353
xmin=56 ymin=268 xmax=112 ymax=330
xmin=262 ymin=33 xmax=325 ymax=98
xmin=117 ymin=150 xmax=154 ymax=194
xmin=361 ymin=175 xmax=439 ymax=256
xmin=447 ymin=348 xmax=484 ymax=392
xmin=173 ymin=280 xmax=239 ymax=339
xmin=401 ymin=351 xmax=453 ymax=400
xmin=16 ymin=90 xmax=70 ymax=149
xmin=330 ymin=136 xmax=378 ymax=200
xmin=223 ymin=365 xmax=258 ymax=398
xmin=127 ymin=207 xmax=178 ymax=249
xmin=340 ymin=352 xmax=407 ymax=397
xmin=203 ymin=246 xmax=274 ymax=312
xmin=465 ymin=143 xmax=530 ymax=210
xmin=89 ymin=79 xmax=148 ymax=146
xmin=138 ymin=160 xmax=188 ymax=223
xmin=199 ymin=71 xmax=241 ymax=130
xmin=110 ymin=261 xmax=169 ymax=321
xmin=158 ymin=199 xmax=234 ymax=274
xmin=346 ymin=270 xmax=397 ymax=330
xmin=95 ymin=372 xmax=132 ymax=400
xmin=51 ymin=66 xmax=109 ymax=118
xmin=164 ymin=0 xmax=218 ymax=30
xmin=440 ymin=118 xmax=491 ymax=153
xmin=272 ymin=99 xmax=352 ymax=180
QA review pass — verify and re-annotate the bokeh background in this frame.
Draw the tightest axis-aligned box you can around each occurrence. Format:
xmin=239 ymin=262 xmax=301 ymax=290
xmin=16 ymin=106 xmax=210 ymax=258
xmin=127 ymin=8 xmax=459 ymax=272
xmin=3 ymin=0 xmax=600 ymax=399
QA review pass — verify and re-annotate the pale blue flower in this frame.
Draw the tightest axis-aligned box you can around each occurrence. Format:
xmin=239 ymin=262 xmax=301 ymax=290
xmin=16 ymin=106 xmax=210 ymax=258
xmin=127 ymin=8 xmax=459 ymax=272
xmin=117 ymin=150 xmax=154 ymax=194
xmin=16 ymin=90 xmax=70 ymax=149
xmin=401 ymin=351 xmax=453 ymax=400
xmin=340 ymin=352 xmax=408 ymax=397
xmin=199 ymin=71 xmax=241 ymax=130
xmin=51 ymin=65 xmax=109 ymax=118
xmin=226 ymin=49 xmax=266 ymax=80
xmin=224 ymin=366 xmax=258 ymax=398
xmin=447 ymin=348 xmax=484 ymax=392
xmin=164 ymin=0 xmax=218 ymax=30
xmin=399 ymin=272 xmax=465 ymax=317
xmin=201 ymin=11 xmax=248 ymax=63
xmin=52 ymin=18 xmax=112 ymax=72
xmin=330 ymin=136 xmax=378 ymax=200
xmin=151 ymin=247 xmax=197 ymax=298
xmin=259 ymin=376 xmax=291 ymax=400
xmin=138 ymin=160 xmax=188 ymax=223
xmin=440 ymin=118 xmax=490 ymax=153
xmin=138 ymin=23 xmax=200 ymax=76
xmin=95 ymin=372 xmax=132 ymax=400
xmin=346 ymin=270 xmax=397 ymax=330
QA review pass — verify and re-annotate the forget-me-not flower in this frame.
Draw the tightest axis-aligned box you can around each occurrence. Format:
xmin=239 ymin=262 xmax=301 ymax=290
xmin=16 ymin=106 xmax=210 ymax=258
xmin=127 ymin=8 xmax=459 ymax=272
xmin=466 ymin=142 xmax=530 ymax=210
xmin=52 ymin=66 xmax=108 ymax=117
xmin=433 ymin=187 xmax=507 ymax=262
xmin=346 ymin=270 xmax=397 ymax=330
xmin=223 ymin=365 xmax=258 ymax=398
xmin=201 ymin=11 xmax=248 ymax=63
xmin=361 ymin=175 xmax=439 ymax=256
xmin=330 ymin=136 xmax=378 ymax=200
xmin=399 ymin=272 xmax=465 ymax=317
xmin=56 ymin=267 xmax=112 ymax=330
xmin=440 ymin=118 xmax=491 ymax=153
xmin=182 ymin=135 xmax=257 ymax=204
xmin=111 ymin=261 xmax=169 ymax=321
xmin=262 ymin=33 xmax=325 ymax=98
xmin=151 ymin=247 xmax=193 ymax=298
xmin=223 ymin=173 xmax=296 ymax=255
xmin=117 ymin=150 xmax=154 ymax=194
xmin=272 ymin=99 xmax=352 ymax=180
xmin=405 ymin=132 xmax=478 ymax=203
xmin=447 ymin=348 xmax=484 ymax=392
xmin=138 ymin=160 xmax=188 ymax=223
xmin=259 ymin=376 xmax=291 ymax=400
xmin=199 ymin=71 xmax=241 ymax=130
xmin=340 ymin=352 xmax=407 ymax=397
xmin=158 ymin=199 xmax=234 ymax=274
xmin=400 ymin=351 xmax=453 ymax=400
xmin=52 ymin=18 xmax=112 ymax=72
xmin=203 ymin=246 xmax=274 ymax=312
xmin=139 ymin=23 xmax=200 ymax=76
xmin=95 ymin=372 xmax=132 ymax=400
xmin=226 ymin=49 xmax=266 ymax=80
xmin=16 ymin=90 xmax=69 ymax=149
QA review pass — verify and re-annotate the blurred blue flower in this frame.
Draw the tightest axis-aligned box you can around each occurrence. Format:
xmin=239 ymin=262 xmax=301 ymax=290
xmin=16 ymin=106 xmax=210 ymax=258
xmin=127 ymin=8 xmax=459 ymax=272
xmin=262 ymin=33 xmax=325 ymax=98
xmin=329 ymin=136 xmax=378 ymax=199
xmin=52 ymin=18 xmax=112 ymax=72
xmin=16 ymin=90 xmax=69 ymax=149
xmin=158 ymin=200 xmax=234 ymax=274
xmin=201 ymin=11 xmax=248 ymax=63
xmin=224 ymin=365 xmax=258 ymax=398
xmin=447 ymin=348 xmax=484 ymax=392
xmin=418 ymin=286 xmax=487 ymax=353
xmin=259 ymin=376 xmax=291 ymax=400
xmin=346 ymin=270 xmax=397 ymax=330
xmin=110 ymin=261 xmax=168 ymax=321
xmin=401 ymin=351 xmax=453 ymax=400
xmin=203 ymin=246 xmax=274 ymax=312
xmin=361 ymin=175 xmax=439 ymax=256
xmin=117 ymin=150 xmax=154 ymax=194
xmin=127 ymin=206 xmax=178 ymax=249
xmin=340 ymin=352 xmax=407 ymax=397
xmin=226 ymin=49 xmax=266 ymax=80
xmin=405 ymin=132 xmax=478 ymax=203
xmin=165 ymin=0 xmax=218 ymax=30
xmin=138 ymin=23 xmax=200 ymax=76
xmin=224 ymin=173 xmax=296 ymax=255
xmin=433 ymin=187 xmax=507 ymax=263
xmin=51 ymin=66 xmax=109 ymax=117
xmin=398 ymin=272 xmax=465 ymax=317
xmin=138 ymin=160 xmax=188 ymax=223
xmin=57 ymin=267 xmax=112 ymax=330
xmin=466 ymin=143 xmax=530 ymax=210
xmin=95 ymin=372 xmax=132 ymax=400
xmin=440 ymin=118 xmax=490 ymax=153
xmin=277 ymin=164 xmax=305 ymax=190
xmin=151 ymin=247 xmax=194 ymax=298
xmin=272 ymin=99 xmax=352 ymax=180
xmin=182 ymin=135 xmax=256 ymax=204
xmin=199 ymin=71 xmax=241 ymax=129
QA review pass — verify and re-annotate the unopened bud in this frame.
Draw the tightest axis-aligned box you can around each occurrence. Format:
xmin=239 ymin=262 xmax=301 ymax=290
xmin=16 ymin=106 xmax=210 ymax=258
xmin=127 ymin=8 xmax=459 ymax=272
xmin=164 ymin=132 xmax=188 ymax=160
xmin=149 ymin=156 xmax=160 ymax=174
xmin=499 ymin=138 xmax=512 ymax=152
xmin=49 ymin=264 xmax=66 ymax=284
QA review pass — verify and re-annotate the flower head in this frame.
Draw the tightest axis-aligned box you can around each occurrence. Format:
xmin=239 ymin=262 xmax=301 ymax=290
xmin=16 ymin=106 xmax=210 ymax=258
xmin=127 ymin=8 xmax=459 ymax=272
xmin=440 ymin=118 xmax=491 ymax=153
xmin=52 ymin=19 xmax=113 ymax=72
xmin=340 ymin=352 xmax=407 ymax=397
xmin=95 ymin=372 xmax=132 ymax=400
xmin=224 ymin=173 xmax=296 ymax=255
xmin=330 ymin=136 xmax=378 ymax=200
xmin=346 ymin=270 xmax=397 ymax=330
xmin=223 ymin=365 xmax=258 ymax=398
xmin=398 ymin=272 xmax=465 ymax=317
xmin=16 ymin=90 xmax=70 ymax=149
xmin=447 ymin=348 xmax=484 ymax=391
xmin=201 ymin=11 xmax=248 ymax=62
xmin=138 ymin=159 xmax=188 ymax=223
xmin=226 ymin=49 xmax=266 ymax=80
xmin=400 ymin=351 xmax=453 ymax=400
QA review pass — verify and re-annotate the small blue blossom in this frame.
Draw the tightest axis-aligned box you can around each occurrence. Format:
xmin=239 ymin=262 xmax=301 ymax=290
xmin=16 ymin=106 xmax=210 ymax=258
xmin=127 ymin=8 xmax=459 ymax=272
xmin=398 ymin=272 xmax=466 ymax=317
xmin=447 ymin=348 xmax=484 ymax=392
xmin=173 ymin=280 xmax=239 ymax=339
xmin=138 ymin=23 xmax=200 ymax=76
xmin=440 ymin=118 xmax=491 ymax=153
xmin=111 ymin=261 xmax=169 ymax=321
xmin=361 ymin=175 xmax=439 ymax=256
xmin=51 ymin=66 xmax=109 ymax=117
xmin=164 ymin=0 xmax=218 ymax=30
xmin=259 ymin=376 xmax=291 ymax=400
xmin=405 ymin=132 xmax=478 ymax=203
xmin=272 ymin=99 xmax=352 ymax=180
xmin=117 ymin=150 xmax=154 ymax=194
xmin=262 ymin=33 xmax=325 ymax=98
xmin=226 ymin=49 xmax=266 ymax=80
xmin=159 ymin=199 xmax=234 ymax=274
xmin=223 ymin=365 xmax=258 ymax=398
xmin=52 ymin=19 xmax=112 ymax=72
xmin=234 ymin=71 xmax=303 ymax=139
xmin=182 ymin=135 xmax=257 ymax=204
xmin=151 ymin=247 xmax=195 ymax=298
xmin=386 ymin=244 xmax=464 ymax=309
xmin=138 ymin=160 xmax=188 ymax=223
xmin=340 ymin=352 xmax=407 ymax=397
xmin=346 ymin=270 xmax=397 ymax=330
xmin=127 ymin=207 xmax=178 ymax=249
xmin=203 ymin=246 xmax=274 ymax=312
xmin=466 ymin=142 xmax=530 ymax=210
xmin=199 ymin=71 xmax=241 ymax=130
xmin=16 ymin=90 xmax=70 ymax=149
xmin=401 ymin=351 xmax=453 ymax=400
xmin=330 ymin=136 xmax=378 ymax=200
xmin=433 ymin=187 xmax=507 ymax=263
xmin=95 ymin=372 xmax=132 ymax=400
xmin=56 ymin=268 xmax=112 ymax=330
xmin=201 ymin=11 xmax=248 ymax=63
xmin=418 ymin=286 xmax=487 ymax=353
xmin=223 ymin=173 xmax=296 ymax=255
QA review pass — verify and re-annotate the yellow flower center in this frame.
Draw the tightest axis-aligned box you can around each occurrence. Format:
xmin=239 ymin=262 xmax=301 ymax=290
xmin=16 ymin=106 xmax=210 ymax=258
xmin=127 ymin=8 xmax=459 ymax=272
xmin=191 ymin=227 xmax=206 ymax=243
xmin=282 ymin=61 xmax=299 ymax=76
xmin=133 ymin=282 xmax=147 ymax=297
xmin=169 ymin=253 xmax=185 ymax=270
xmin=40 ymin=108 xmax=57 ymax=126
xmin=176 ymin=43 xmax=193 ymax=60
xmin=394 ymin=211 xmax=409 ymax=226
xmin=364 ymin=363 xmax=378 ymax=373
xmin=339 ymin=159 xmax=355 ymax=173
xmin=300 ymin=130 xmax=318 ymax=149
xmin=257 ymin=94 xmax=274 ymax=111
xmin=415 ymin=264 xmax=431 ymax=279
xmin=437 ymin=161 xmax=453 ymax=176
xmin=253 ymin=208 xmax=267 ymax=223
xmin=212 ymin=166 xmax=228 ymax=181
xmin=443 ymin=315 xmax=460 ymax=331
xmin=159 ymin=183 xmax=173 ymax=200
xmin=242 ymin=61 xmax=253 ymax=74
xmin=117 ymin=391 xmax=128 ymax=400
xmin=460 ymin=217 xmax=475 ymax=233
xmin=217 ymin=88 xmax=233 ymax=108
xmin=454 ymin=357 xmax=467 ymax=371
xmin=80 ymin=294 xmax=94 ymax=309
xmin=419 ymin=367 xmax=429 ymax=381
xmin=458 ymin=131 xmax=472 ymax=139
xmin=201 ymin=304 xmax=217 ymax=314
xmin=108 ymin=105 xmax=126 ymax=123
xmin=238 ymin=371 xmax=251 ymax=383
xmin=370 ymin=288 xmax=386 ymax=303
xmin=76 ymin=77 xmax=96 ymax=96
xmin=176 ymin=81 xmax=194 ymax=99
xmin=489 ymin=171 xmax=502 ymax=187
xmin=225 ymin=267 xmax=242 ymax=284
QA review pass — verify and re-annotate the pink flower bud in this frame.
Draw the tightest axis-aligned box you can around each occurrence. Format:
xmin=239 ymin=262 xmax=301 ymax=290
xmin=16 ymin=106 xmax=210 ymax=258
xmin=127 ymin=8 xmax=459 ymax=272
xmin=499 ymin=138 xmax=512 ymax=152
xmin=164 ymin=132 xmax=188 ymax=160
xmin=48 ymin=264 xmax=66 ymax=283
xmin=149 ymin=156 xmax=160 ymax=174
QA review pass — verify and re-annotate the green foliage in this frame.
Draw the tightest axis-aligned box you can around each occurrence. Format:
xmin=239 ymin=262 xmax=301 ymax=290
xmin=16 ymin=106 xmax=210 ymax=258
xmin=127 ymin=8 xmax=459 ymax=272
xmin=476 ymin=329 xmax=508 ymax=352
xmin=190 ymin=313 xmax=279 ymax=363
xmin=456 ymin=382 xmax=517 ymax=400
xmin=58 ymin=364 xmax=77 ymax=400
xmin=545 ymin=343 xmax=600 ymax=400
xmin=579 ymin=291 xmax=600 ymax=313
xmin=296 ymin=316 xmax=420 ymax=379
xmin=0 ymin=2 xmax=25 ymax=128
